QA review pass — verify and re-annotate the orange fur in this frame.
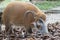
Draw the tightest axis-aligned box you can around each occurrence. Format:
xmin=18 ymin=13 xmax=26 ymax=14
xmin=2 ymin=1 xmax=46 ymax=33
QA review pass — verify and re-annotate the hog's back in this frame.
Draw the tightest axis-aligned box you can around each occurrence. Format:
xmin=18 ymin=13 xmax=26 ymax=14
xmin=2 ymin=2 xmax=36 ymax=26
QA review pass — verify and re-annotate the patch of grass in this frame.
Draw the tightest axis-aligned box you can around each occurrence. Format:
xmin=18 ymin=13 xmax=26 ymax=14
xmin=35 ymin=1 xmax=60 ymax=10
xmin=0 ymin=1 xmax=60 ymax=10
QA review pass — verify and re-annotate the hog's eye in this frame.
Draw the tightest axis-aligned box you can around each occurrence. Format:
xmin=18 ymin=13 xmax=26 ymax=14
xmin=39 ymin=18 xmax=44 ymax=23
xmin=37 ymin=25 xmax=41 ymax=29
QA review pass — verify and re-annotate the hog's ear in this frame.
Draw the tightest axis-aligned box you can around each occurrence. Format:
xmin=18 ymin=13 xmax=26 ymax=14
xmin=24 ymin=10 xmax=35 ymax=18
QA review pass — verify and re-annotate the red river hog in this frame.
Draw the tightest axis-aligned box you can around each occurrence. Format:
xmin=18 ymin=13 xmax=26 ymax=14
xmin=2 ymin=1 xmax=48 ymax=36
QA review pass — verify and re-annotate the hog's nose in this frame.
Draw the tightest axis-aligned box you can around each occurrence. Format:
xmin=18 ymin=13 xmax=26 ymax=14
xmin=39 ymin=23 xmax=49 ymax=35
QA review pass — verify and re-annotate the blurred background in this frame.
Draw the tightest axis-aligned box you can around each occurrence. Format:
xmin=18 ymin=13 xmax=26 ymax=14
xmin=0 ymin=0 xmax=60 ymax=24
xmin=0 ymin=0 xmax=60 ymax=10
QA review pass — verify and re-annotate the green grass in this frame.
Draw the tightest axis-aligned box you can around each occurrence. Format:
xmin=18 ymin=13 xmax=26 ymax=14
xmin=0 ymin=1 xmax=60 ymax=10
xmin=35 ymin=1 xmax=60 ymax=10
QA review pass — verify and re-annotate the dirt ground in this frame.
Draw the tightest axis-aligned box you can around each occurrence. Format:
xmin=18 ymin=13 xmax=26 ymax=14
xmin=29 ymin=22 xmax=60 ymax=40
xmin=0 ymin=22 xmax=60 ymax=40
xmin=20 ymin=22 xmax=60 ymax=40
